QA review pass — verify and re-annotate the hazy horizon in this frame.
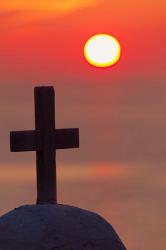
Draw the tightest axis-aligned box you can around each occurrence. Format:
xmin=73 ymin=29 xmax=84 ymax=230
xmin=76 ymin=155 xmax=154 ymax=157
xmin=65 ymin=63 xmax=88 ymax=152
xmin=0 ymin=161 xmax=166 ymax=250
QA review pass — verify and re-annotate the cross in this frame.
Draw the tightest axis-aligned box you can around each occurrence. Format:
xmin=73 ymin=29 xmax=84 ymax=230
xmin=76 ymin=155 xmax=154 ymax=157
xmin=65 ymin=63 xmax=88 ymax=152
xmin=10 ymin=86 xmax=79 ymax=205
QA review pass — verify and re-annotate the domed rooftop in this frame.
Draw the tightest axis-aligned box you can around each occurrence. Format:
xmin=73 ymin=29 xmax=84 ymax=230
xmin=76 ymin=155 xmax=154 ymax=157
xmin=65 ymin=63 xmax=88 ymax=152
xmin=0 ymin=204 xmax=126 ymax=250
xmin=2 ymin=86 xmax=127 ymax=249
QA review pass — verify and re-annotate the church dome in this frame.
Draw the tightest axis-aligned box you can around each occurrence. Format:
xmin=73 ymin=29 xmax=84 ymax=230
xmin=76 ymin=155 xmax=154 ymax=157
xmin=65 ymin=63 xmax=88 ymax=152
xmin=0 ymin=204 xmax=126 ymax=250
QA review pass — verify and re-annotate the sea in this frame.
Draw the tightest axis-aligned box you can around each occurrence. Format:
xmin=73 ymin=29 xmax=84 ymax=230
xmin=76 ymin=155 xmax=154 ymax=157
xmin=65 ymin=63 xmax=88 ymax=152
xmin=0 ymin=161 xmax=165 ymax=250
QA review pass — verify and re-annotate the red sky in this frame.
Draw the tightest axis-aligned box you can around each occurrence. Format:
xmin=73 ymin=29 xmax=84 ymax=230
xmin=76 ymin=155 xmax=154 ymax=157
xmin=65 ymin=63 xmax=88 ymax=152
xmin=0 ymin=0 xmax=165 ymax=82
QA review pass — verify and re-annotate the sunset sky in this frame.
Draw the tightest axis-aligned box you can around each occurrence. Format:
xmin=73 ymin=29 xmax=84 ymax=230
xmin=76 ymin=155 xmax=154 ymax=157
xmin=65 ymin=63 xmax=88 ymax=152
xmin=0 ymin=1 xmax=166 ymax=249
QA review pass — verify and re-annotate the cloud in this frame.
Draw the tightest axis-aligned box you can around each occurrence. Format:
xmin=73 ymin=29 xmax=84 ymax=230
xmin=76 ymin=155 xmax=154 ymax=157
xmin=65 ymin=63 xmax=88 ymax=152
xmin=0 ymin=0 xmax=100 ymax=27
xmin=0 ymin=0 xmax=99 ymax=16
xmin=2 ymin=0 xmax=98 ymax=10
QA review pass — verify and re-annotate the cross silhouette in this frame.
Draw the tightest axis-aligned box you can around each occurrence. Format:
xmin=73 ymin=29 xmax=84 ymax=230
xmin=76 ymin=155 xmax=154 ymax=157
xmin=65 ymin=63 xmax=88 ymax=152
xmin=10 ymin=86 xmax=79 ymax=205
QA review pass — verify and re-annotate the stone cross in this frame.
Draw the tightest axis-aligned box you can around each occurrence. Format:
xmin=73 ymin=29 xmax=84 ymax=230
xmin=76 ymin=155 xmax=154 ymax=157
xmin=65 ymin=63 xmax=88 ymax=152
xmin=10 ymin=86 xmax=79 ymax=205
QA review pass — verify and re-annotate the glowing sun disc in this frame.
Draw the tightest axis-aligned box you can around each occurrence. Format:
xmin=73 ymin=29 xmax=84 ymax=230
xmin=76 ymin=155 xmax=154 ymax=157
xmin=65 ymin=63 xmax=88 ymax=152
xmin=84 ymin=34 xmax=121 ymax=68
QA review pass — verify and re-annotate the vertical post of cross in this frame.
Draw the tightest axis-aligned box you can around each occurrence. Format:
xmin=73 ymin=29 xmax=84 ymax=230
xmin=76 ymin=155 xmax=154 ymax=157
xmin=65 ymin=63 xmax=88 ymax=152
xmin=35 ymin=87 xmax=57 ymax=204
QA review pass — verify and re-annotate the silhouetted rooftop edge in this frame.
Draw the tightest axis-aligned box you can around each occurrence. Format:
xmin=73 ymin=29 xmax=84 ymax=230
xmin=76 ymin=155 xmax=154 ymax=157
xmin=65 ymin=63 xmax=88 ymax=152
xmin=0 ymin=204 xmax=126 ymax=250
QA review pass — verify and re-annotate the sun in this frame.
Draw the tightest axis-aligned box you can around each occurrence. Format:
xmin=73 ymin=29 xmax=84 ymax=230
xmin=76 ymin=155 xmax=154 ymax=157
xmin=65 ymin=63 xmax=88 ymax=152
xmin=84 ymin=34 xmax=121 ymax=68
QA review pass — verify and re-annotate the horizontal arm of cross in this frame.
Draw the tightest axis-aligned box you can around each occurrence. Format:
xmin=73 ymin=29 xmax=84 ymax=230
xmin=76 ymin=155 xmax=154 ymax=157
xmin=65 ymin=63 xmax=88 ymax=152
xmin=55 ymin=128 xmax=79 ymax=149
xmin=10 ymin=128 xmax=79 ymax=152
xmin=10 ymin=130 xmax=41 ymax=152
